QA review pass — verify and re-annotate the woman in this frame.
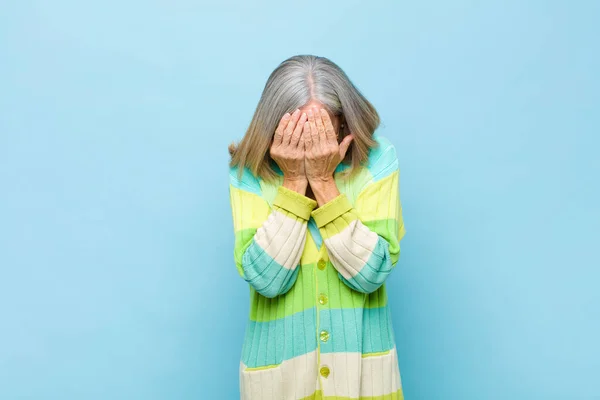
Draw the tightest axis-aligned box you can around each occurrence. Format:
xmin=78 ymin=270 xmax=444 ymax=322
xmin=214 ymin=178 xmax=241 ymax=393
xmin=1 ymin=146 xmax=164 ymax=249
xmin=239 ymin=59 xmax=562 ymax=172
xmin=228 ymin=55 xmax=406 ymax=400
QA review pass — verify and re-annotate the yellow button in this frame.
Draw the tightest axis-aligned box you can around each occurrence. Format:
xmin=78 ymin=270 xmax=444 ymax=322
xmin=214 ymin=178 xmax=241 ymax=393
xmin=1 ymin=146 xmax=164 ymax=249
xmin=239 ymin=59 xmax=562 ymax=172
xmin=317 ymin=259 xmax=326 ymax=270
xmin=320 ymin=330 xmax=330 ymax=342
xmin=320 ymin=366 xmax=330 ymax=378
xmin=318 ymin=293 xmax=328 ymax=305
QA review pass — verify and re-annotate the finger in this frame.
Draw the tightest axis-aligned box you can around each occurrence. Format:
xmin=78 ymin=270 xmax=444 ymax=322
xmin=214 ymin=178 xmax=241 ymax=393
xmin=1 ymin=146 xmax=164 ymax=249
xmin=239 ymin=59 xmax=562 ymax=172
xmin=290 ymin=112 xmax=307 ymax=148
xmin=283 ymin=109 xmax=301 ymax=145
xmin=314 ymin=108 xmax=327 ymax=145
xmin=338 ymin=134 xmax=354 ymax=159
xmin=274 ymin=113 xmax=290 ymax=146
xmin=303 ymin=121 xmax=313 ymax=152
xmin=319 ymin=108 xmax=337 ymax=144
xmin=307 ymin=109 xmax=320 ymax=147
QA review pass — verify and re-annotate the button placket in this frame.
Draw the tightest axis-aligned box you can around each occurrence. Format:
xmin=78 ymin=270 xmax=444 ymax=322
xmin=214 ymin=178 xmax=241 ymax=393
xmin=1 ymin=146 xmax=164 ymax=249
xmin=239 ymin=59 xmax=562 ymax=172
xmin=316 ymin=251 xmax=332 ymax=382
xmin=316 ymin=255 xmax=331 ymax=343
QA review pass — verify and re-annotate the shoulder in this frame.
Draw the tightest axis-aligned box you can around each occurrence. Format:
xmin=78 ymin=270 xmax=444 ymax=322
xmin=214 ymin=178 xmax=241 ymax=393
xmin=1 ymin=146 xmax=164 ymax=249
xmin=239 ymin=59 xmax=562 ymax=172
xmin=364 ymin=132 xmax=399 ymax=182
xmin=229 ymin=164 xmax=262 ymax=196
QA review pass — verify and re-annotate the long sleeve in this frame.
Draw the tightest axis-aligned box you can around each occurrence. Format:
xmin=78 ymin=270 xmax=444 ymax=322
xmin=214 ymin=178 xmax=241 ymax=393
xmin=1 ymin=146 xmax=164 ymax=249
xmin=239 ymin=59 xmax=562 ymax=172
xmin=229 ymin=170 xmax=318 ymax=298
xmin=310 ymin=143 xmax=406 ymax=294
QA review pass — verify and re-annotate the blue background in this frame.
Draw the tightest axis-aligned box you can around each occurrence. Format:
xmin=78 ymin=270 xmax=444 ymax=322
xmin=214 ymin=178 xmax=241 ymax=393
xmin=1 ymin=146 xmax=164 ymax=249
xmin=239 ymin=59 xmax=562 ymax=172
xmin=1 ymin=1 xmax=598 ymax=399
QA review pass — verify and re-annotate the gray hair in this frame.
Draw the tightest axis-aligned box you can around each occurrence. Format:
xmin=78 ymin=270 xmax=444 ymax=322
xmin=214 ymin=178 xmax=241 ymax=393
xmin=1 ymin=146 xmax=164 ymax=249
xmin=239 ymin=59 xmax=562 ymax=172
xmin=229 ymin=54 xmax=380 ymax=181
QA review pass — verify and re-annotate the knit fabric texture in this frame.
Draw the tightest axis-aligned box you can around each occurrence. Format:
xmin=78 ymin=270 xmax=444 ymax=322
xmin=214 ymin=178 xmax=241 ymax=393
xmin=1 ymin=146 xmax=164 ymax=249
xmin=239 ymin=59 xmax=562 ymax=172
xmin=228 ymin=133 xmax=406 ymax=400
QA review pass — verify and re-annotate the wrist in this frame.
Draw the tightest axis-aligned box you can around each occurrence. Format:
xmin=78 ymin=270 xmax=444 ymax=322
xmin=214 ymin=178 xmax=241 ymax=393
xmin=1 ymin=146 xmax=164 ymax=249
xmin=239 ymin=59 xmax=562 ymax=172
xmin=308 ymin=178 xmax=339 ymax=206
xmin=308 ymin=176 xmax=335 ymax=190
xmin=283 ymin=177 xmax=308 ymax=194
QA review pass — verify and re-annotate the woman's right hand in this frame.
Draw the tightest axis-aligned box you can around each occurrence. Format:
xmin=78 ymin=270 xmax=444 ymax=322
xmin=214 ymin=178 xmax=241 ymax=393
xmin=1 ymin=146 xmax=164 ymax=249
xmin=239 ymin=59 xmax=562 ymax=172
xmin=270 ymin=109 xmax=309 ymax=193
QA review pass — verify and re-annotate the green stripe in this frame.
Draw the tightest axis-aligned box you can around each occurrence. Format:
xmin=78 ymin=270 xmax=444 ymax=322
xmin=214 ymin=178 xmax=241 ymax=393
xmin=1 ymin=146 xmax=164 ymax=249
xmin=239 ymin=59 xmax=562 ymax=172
xmin=242 ymin=305 xmax=395 ymax=368
xmin=233 ymin=228 xmax=257 ymax=277
xmin=249 ymin=261 xmax=388 ymax=323
xmin=363 ymin=218 xmax=400 ymax=265
xmin=249 ymin=264 xmax=316 ymax=321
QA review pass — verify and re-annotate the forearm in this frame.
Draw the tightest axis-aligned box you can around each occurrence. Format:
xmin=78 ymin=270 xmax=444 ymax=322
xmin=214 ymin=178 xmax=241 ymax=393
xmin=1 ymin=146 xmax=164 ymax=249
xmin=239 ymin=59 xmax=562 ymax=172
xmin=241 ymin=211 xmax=307 ymax=297
xmin=240 ymin=185 xmax=317 ymax=298
xmin=311 ymin=181 xmax=398 ymax=294
xmin=283 ymin=177 xmax=308 ymax=195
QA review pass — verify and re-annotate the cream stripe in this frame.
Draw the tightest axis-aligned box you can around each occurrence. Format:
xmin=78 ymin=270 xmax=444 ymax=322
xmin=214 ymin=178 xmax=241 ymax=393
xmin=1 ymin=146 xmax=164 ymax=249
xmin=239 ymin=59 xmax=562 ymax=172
xmin=324 ymin=219 xmax=379 ymax=279
xmin=253 ymin=209 xmax=307 ymax=270
xmin=318 ymin=348 xmax=401 ymax=398
xmin=359 ymin=347 xmax=402 ymax=397
xmin=319 ymin=352 xmax=362 ymax=398
xmin=240 ymin=350 xmax=318 ymax=400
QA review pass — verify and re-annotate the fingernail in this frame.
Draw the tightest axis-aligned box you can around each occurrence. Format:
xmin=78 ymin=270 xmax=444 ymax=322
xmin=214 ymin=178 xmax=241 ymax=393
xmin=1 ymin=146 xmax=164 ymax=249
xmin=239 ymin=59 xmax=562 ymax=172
xmin=301 ymin=112 xmax=307 ymax=119
xmin=293 ymin=109 xmax=300 ymax=115
xmin=307 ymin=110 xmax=313 ymax=116
xmin=283 ymin=113 xmax=290 ymax=118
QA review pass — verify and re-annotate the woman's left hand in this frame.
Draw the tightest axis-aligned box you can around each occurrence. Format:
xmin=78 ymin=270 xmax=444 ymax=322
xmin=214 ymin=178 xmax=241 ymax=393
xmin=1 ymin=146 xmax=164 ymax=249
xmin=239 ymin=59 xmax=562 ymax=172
xmin=304 ymin=108 xmax=354 ymax=184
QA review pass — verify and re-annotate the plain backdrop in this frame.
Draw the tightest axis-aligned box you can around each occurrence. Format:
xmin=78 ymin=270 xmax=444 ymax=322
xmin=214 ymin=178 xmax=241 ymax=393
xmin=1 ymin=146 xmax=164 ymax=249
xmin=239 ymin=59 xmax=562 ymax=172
xmin=1 ymin=1 xmax=598 ymax=399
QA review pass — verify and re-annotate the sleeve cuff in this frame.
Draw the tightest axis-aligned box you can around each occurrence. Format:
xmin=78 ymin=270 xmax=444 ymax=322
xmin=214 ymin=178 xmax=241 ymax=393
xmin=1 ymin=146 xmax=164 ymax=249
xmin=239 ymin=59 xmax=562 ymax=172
xmin=311 ymin=193 xmax=354 ymax=228
xmin=272 ymin=185 xmax=317 ymax=220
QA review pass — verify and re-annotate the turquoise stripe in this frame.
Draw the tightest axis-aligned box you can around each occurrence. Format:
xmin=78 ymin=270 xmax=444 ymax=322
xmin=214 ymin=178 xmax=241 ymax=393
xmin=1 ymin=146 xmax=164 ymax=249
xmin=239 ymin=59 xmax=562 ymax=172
xmin=307 ymin=217 xmax=323 ymax=250
xmin=367 ymin=133 xmax=399 ymax=182
xmin=338 ymin=236 xmax=393 ymax=294
xmin=242 ymin=307 xmax=317 ymax=368
xmin=229 ymin=165 xmax=262 ymax=195
xmin=319 ymin=305 xmax=395 ymax=354
xmin=242 ymin=239 xmax=300 ymax=298
xmin=241 ymin=306 xmax=395 ymax=368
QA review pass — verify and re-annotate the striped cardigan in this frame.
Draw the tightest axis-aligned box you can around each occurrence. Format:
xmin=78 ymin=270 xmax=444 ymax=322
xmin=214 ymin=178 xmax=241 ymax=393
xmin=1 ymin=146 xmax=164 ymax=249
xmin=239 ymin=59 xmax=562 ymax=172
xmin=229 ymin=133 xmax=406 ymax=400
